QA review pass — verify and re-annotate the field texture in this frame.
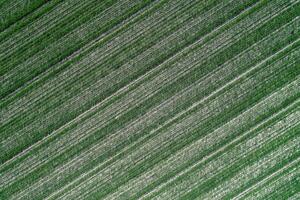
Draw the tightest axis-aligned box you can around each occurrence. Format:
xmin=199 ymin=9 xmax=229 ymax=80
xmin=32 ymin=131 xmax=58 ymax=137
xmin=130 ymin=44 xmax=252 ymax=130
xmin=0 ymin=0 xmax=299 ymax=199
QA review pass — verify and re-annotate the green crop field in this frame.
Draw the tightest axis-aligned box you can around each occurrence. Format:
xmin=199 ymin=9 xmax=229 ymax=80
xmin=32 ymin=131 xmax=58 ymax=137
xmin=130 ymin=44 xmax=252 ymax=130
xmin=0 ymin=0 xmax=299 ymax=199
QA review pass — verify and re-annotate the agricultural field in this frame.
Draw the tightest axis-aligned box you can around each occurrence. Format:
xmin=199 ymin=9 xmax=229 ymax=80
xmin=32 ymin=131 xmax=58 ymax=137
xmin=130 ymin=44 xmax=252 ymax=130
xmin=0 ymin=0 xmax=299 ymax=199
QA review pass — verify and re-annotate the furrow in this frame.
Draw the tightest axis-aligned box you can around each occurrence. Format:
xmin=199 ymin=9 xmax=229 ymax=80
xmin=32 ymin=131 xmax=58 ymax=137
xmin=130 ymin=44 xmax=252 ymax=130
xmin=153 ymin=113 xmax=300 ymax=200
xmin=47 ymin=39 xmax=297 ymax=199
xmin=104 ymin=78 xmax=300 ymax=200
xmin=0 ymin=0 xmax=143 ymax=96
xmin=232 ymin=159 xmax=300 ymax=200
xmin=0 ymin=4 xmax=298 ymax=192
xmin=200 ymin=138 xmax=300 ymax=200
xmin=0 ymin=0 xmax=254 ymax=181
xmin=192 ymin=134 xmax=300 ymax=200
xmin=0 ymin=0 xmax=260 ymax=162
xmin=253 ymin=166 xmax=300 ymax=200
xmin=2 ymin=0 xmax=204 ymax=100
xmin=0 ymin=0 xmax=284 ymax=180
xmin=0 ymin=0 xmax=47 ymax=32
xmin=0 ymin=0 xmax=211 ymax=164
xmin=0 ymin=0 xmax=227 ymax=168
xmin=0 ymin=0 xmax=96 ymax=59
xmin=1 ymin=0 xmax=299 ymax=199
xmin=0 ymin=0 xmax=64 ymax=43
xmin=16 ymin=43 xmax=299 ymax=200
xmin=1 ymin=0 xmax=290 ymax=152
xmin=0 ymin=0 xmax=167 ymax=105
xmin=0 ymin=0 xmax=204 ymax=125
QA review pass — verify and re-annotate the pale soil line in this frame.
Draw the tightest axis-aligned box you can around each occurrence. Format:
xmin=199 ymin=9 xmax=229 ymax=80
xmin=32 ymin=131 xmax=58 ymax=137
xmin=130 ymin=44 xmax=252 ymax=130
xmin=231 ymin=159 xmax=300 ymax=200
xmin=0 ymin=0 xmax=124 ymax=59
xmin=104 ymin=74 xmax=300 ymax=199
xmin=202 ymin=137 xmax=300 ymax=199
xmin=0 ymin=0 xmax=240 ymax=150
xmin=0 ymin=0 xmax=91 ymax=58
xmin=1 ymin=0 xmax=282 ymax=146
xmin=0 ymin=0 xmax=220 ymax=184
xmin=0 ymin=0 xmax=196 ymax=123
xmin=1 ymin=23 xmax=298 ymax=200
xmin=0 ymin=0 xmax=139 ymax=95
xmin=0 ymin=0 xmax=199 ymax=154
xmin=288 ymin=192 xmax=300 ymax=200
xmin=0 ymin=10 xmax=296 ymax=191
xmin=0 ymin=0 xmax=222 ymax=170
xmin=246 ymin=165 xmax=300 ymax=200
xmin=106 ymin=80 xmax=300 ymax=199
xmin=196 ymin=138 xmax=300 ymax=200
xmin=52 ymin=50 xmax=299 ymax=199
xmin=0 ymin=0 xmax=268 ymax=180
xmin=0 ymin=0 xmax=193 ymax=106
xmin=6 ymin=0 xmax=291 ymax=128
xmin=0 ymin=0 xmax=164 ymax=104
xmin=289 ymin=195 xmax=300 ymax=200
xmin=0 ymin=0 xmax=288 ymax=190
xmin=0 ymin=1 xmax=32 ymax=23
xmin=0 ymin=0 xmax=62 ymax=39
xmin=153 ymin=113 xmax=300 ymax=200
xmin=7 ymin=33 xmax=285 ymax=200
xmin=135 ymin=65 xmax=298 ymax=198
xmin=0 ymin=0 xmax=146 ymax=83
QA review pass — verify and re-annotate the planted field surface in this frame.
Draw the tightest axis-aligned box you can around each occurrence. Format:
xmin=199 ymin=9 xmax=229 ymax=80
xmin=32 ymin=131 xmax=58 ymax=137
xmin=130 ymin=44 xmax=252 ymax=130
xmin=0 ymin=0 xmax=299 ymax=199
